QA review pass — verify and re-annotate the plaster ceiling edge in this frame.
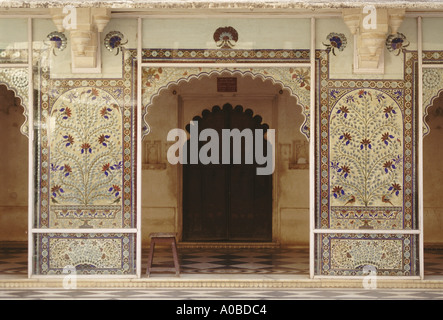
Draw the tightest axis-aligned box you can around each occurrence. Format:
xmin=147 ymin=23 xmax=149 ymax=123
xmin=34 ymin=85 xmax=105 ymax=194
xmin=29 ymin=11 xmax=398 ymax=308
xmin=2 ymin=0 xmax=443 ymax=11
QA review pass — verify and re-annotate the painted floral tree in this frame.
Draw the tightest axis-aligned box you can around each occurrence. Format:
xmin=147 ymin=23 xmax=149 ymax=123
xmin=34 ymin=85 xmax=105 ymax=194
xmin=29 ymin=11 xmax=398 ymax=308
xmin=329 ymin=88 xmax=403 ymax=207
xmin=49 ymin=87 xmax=123 ymax=206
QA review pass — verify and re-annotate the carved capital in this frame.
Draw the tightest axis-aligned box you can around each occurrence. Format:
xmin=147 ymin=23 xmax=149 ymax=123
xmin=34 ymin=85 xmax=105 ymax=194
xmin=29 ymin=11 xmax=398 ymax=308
xmin=342 ymin=7 xmax=405 ymax=74
xmin=50 ymin=8 xmax=111 ymax=71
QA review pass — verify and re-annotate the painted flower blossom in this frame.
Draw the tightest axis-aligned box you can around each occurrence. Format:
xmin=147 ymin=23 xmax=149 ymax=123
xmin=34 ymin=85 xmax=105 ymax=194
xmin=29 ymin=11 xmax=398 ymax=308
xmin=98 ymin=134 xmax=111 ymax=147
xmin=144 ymin=68 xmax=163 ymax=87
xmin=291 ymin=68 xmax=310 ymax=90
xmin=381 ymin=132 xmax=395 ymax=146
xmin=338 ymin=165 xmax=351 ymax=178
xmin=63 ymin=164 xmax=72 ymax=177
xmin=383 ymin=160 xmax=396 ymax=174
xmin=62 ymin=134 xmax=74 ymax=147
xmin=358 ymin=90 xmax=368 ymax=98
xmin=81 ymin=143 xmax=92 ymax=154
xmin=383 ymin=106 xmax=397 ymax=118
xmin=102 ymin=163 xmax=111 ymax=176
xmin=332 ymin=185 xmax=345 ymax=198
xmin=386 ymin=33 xmax=409 ymax=56
xmin=330 ymin=89 xmax=339 ymax=99
xmin=323 ymin=32 xmax=347 ymax=56
xmin=339 ymin=132 xmax=352 ymax=145
xmin=389 ymin=183 xmax=402 ymax=196
xmin=87 ymin=88 xmax=100 ymax=100
xmin=60 ymin=106 xmax=72 ymax=119
xmin=337 ymin=106 xmax=350 ymax=118
xmin=360 ymin=138 xmax=372 ymax=150
xmin=51 ymin=185 xmax=64 ymax=197
xmin=331 ymin=161 xmax=340 ymax=170
xmin=345 ymin=95 xmax=355 ymax=103
xmin=109 ymin=184 xmax=121 ymax=197
xmin=100 ymin=106 xmax=113 ymax=119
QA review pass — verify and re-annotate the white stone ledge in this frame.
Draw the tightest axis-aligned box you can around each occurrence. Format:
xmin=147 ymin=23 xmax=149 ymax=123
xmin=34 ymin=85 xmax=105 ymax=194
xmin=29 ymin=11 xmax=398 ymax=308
xmin=2 ymin=0 xmax=443 ymax=10
xmin=2 ymin=275 xmax=443 ymax=289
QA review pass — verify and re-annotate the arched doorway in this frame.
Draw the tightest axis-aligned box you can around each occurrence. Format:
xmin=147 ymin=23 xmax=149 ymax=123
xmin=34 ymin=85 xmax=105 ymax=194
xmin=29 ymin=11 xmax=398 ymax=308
xmin=141 ymin=70 xmax=309 ymax=248
xmin=182 ymin=103 xmax=273 ymax=242
xmin=0 ymin=84 xmax=28 ymax=242
xmin=424 ymin=90 xmax=443 ymax=276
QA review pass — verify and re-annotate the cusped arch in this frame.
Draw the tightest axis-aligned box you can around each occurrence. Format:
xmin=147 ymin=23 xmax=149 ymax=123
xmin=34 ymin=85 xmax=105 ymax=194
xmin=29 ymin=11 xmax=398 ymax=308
xmin=0 ymin=68 xmax=29 ymax=137
xmin=141 ymin=67 xmax=311 ymax=141
xmin=424 ymin=88 xmax=443 ymax=138
xmin=187 ymin=103 xmax=270 ymax=133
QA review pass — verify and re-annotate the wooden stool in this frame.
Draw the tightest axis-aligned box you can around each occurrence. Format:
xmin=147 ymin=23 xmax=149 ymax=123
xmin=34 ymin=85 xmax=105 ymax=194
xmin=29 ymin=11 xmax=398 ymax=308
xmin=146 ymin=232 xmax=180 ymax=277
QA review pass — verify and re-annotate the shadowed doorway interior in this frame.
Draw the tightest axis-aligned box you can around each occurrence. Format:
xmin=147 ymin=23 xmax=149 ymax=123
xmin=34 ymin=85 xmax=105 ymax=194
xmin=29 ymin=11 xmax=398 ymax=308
xmin=182 ymin=103 xmax=272 ymax=242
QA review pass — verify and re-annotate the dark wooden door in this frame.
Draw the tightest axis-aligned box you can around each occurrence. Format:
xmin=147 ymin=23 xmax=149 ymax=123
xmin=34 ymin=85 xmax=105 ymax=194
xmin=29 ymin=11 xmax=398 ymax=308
xmin=182 ymin=103 xmax=272 ymax=241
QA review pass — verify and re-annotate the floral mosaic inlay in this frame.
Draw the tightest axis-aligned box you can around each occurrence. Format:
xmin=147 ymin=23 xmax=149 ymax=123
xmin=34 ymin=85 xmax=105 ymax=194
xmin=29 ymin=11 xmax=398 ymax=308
xmin=35 ymin=233 xmax=135 ymax=275
xmin=319 ymin=233 xmax=417 ymax=276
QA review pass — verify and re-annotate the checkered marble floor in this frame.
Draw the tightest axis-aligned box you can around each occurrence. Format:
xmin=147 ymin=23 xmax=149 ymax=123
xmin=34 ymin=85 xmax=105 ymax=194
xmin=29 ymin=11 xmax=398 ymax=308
xmin=1 ymin=288 xmax=443 ymax=300
xmin=1 ymin=244 xmax=443 ymax=277
xmin=148 ymin=247 xmax=309 ymax=275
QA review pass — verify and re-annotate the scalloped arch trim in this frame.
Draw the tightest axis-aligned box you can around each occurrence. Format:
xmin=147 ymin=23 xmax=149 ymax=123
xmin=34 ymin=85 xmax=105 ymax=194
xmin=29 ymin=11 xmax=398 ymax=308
xmin=142 ymin=67 xmax=311 ymax=141
xmin=0 ymin=82 xmax=28 ymax=137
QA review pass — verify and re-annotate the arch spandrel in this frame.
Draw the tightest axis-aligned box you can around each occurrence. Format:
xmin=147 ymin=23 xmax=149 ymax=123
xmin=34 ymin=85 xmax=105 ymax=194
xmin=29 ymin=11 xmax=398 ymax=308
xmin=141 ymin=67 xmax=311 ymax=141
xmin=0 ymin=68 xmax=29 ymax=137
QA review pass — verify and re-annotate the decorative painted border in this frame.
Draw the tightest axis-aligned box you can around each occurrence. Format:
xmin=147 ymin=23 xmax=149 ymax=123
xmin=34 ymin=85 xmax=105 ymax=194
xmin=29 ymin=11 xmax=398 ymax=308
xmin=142 ymin=49 xmax=310 ymax=64
xmin=0 ymin=48 xmax=28 ymax=64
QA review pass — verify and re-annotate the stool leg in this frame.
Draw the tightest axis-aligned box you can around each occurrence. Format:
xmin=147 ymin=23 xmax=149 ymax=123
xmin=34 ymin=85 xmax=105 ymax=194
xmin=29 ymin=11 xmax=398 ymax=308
xmin=171 ymin=238 xmax=180 ymax=276
xmin=146 ymin=239 xmax=156 ymax=276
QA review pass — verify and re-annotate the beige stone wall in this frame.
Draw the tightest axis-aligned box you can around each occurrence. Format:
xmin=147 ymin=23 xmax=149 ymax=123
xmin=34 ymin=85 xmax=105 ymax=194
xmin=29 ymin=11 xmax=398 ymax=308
xmin=0 ymin=91 xmax=28 ymax=241
xmin=142 ymin=74 xmax=309 ymax=246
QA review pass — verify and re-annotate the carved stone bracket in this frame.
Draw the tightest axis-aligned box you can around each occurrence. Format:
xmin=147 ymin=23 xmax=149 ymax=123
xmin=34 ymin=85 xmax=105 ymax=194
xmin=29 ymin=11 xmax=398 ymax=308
xmin=50 ymin=8 xmax=111 ymax=72
xmin=342 ymin=7 xmax=405 ymax=74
